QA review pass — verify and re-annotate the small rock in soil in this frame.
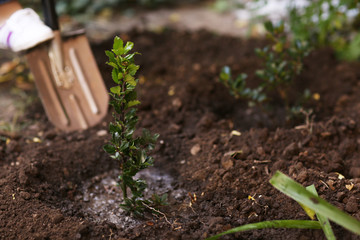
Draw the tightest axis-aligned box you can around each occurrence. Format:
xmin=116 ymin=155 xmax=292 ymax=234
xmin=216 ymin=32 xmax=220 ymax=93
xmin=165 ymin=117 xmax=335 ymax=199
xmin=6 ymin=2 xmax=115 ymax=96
xmin=282 ymin=142 xmax=299 ymax=158
xmin=169 ymin=123 xmax=181 ymax=134
xmin=172 ymin=97 xmax=182 ymax=110
xmin=190 ymin=144 xmax=201 ymax=156
xmin=20 ymin=191 xmax=31 ymax=200
xmin=221 ymin=157 xmax=234 ymax=170
xmin=96 ymin=130 xmax=107 ymax=137
xmin=51 ymin=213 xmax=64 ymax=224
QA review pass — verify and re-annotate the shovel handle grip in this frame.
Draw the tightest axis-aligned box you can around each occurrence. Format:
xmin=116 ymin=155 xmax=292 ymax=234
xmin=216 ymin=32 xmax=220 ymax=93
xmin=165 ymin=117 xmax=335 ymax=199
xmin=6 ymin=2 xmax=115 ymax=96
xmin=42 ymin=0 xmax=59 ymax=31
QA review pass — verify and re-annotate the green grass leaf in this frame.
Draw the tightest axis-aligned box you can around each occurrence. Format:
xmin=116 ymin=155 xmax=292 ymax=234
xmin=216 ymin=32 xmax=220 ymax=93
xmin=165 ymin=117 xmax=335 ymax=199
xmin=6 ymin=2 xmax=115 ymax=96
xmin=306 ymin=185 xmax=336 ymax=240
xmin=206 ymin=220 xmax=321 ymax=240
xmin=270 ymin=171 xmax=360 ymax=235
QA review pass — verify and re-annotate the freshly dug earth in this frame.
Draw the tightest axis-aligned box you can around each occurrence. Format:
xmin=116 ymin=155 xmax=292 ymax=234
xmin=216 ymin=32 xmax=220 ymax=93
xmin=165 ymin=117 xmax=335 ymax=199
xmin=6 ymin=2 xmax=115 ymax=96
xmin=1 ymin=30 xmax=360 ymax=240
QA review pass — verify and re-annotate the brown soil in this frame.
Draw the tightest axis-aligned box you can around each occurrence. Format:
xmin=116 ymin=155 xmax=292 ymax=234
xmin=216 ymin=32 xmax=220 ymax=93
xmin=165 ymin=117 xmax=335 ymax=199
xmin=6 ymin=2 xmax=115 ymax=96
xmin=1 ymin=30 xmax=360 ymax=240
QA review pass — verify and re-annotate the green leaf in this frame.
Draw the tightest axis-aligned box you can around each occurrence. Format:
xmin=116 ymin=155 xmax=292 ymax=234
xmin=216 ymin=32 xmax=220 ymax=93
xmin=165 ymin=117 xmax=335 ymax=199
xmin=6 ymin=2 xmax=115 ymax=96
xmin=125 ymin=90 xmax=137 ymax=102
xmin=103 ymin=144 xmax=116 ymax=154
xmin=124 ymin=53 xmax=138 ymax=61
xmin=113 ymin=36 xmax=123 ymax=52
xmin=264 ymin=21 xmax=274 ymax=33
xmin=273 ymin=42 xmax=284 ymax=53
xmin=124 ymin=41 xmax=134 ymax=54
xmin=119 ymin=141 xmax=130 ymax=152
xmin=127 ymin=100 xmax=141 ymax=108
xmin=306 ymin=185 xmax=336 ymax=240
xmin=128 ymin=64 xmax=140 ymax=76
xmin=220 ymin=66 xmax=231 ymax=81
xmin=109 ymin=122 xmax=121 ymax=133
xmin=107 ymin=61 xmax=118 ymax=69
xmin=110 ymin=86 xmax=121 ymax=95
xmin=125 ymin=108 xmax=137 ymax=120
xmin=206 ymin=220 xmax=321 ymax=240
xmin=270 ymin=171 xmax=360 ymax=235
xmin=118 ymin=72 xmax=123 ymax=81
xmin=298 ymin=192 xmax=317 ymax=220
xmin=112 ymin=69 xmax=119 ymax=84
xmin=105 ymin=50 xmax=116 ymax=63
xmin=125 ymin=75 xmax=137 ymax=86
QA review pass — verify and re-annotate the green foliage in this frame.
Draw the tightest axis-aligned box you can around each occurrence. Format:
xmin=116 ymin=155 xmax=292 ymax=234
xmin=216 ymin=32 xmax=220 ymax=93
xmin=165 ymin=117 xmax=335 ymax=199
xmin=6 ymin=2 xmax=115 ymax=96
xmin=207 ymin=171 xmax=360 ymax=240
xmin=256 ymin=21 xmax=309 ymax=90
xmin=150 ymin=193 xmax=169 ymax=206
xmin=206 ymin=220 xmax=321 ymax=240
xmin=270 ymin=171 xmax=360 ymax=236
xmin=220 ymin=21 xmax=310 ymax=107
xmin=289 ymin=0 xmax=360 ymax=60
xmin=104 ymin=36 xmax=160 ymax=216
xmin=219 ymin=67 xmax=266 ymax=106
xmin=305 ymin=185 xmax=336 ymax=240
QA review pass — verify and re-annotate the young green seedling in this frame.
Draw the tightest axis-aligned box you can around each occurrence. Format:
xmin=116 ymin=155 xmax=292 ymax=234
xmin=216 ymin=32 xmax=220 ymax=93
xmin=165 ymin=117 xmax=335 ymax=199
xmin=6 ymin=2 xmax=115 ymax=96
xmin=103 ymin=36 xmax=160 ymax=216
xmin=220 ymin=21 xmax=310 ymax=108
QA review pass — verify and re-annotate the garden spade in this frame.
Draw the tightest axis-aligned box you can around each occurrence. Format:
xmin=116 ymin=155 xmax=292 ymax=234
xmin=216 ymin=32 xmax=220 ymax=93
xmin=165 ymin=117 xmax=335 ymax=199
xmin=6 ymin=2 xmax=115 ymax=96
xmin=26 ymin=0 xmax=109 ymax=131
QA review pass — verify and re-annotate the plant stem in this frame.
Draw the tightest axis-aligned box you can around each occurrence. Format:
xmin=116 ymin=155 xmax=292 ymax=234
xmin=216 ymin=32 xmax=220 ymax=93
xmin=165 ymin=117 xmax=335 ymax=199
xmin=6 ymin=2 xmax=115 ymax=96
xmin=121 ymin=180 xmax=127 ymax=199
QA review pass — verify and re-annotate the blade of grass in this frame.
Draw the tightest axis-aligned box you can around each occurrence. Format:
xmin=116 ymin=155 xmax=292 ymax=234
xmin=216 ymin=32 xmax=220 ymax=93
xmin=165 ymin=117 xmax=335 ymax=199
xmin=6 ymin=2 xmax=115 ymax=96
xmin=206 ymin=220 xmax=321 ymax=240
xmin=306 ymin=185 xmax=336 ymax=240
xmin=270 ymin=171 xmax=360 ymax=235
xmin=298 ymin=193 xmax=317 ymax=220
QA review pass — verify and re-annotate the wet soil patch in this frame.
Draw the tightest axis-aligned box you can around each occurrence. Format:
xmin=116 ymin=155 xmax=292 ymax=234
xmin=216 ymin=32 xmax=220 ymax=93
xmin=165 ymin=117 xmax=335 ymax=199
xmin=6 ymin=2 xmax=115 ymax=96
xmin=1 ymin=30 xmax=360 ymax=240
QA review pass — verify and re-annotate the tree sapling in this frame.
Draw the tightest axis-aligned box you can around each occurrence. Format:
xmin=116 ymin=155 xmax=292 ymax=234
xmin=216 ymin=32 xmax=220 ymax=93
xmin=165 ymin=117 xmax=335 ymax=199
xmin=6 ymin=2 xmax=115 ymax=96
xmin=103 ymin=36 xmax=160 ymax=216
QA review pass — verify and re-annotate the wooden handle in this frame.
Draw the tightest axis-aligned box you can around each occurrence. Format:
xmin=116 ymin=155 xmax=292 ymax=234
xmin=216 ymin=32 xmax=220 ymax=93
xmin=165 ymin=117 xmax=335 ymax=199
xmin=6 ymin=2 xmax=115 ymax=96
xmin=42 ymin=0 xmax=59 ymax=30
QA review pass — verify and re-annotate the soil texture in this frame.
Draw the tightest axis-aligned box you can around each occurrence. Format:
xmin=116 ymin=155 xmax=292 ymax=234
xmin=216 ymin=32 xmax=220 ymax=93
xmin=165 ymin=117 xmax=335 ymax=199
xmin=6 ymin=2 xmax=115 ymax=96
xmin=1 ymin=30 xmax=360 ymax=240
